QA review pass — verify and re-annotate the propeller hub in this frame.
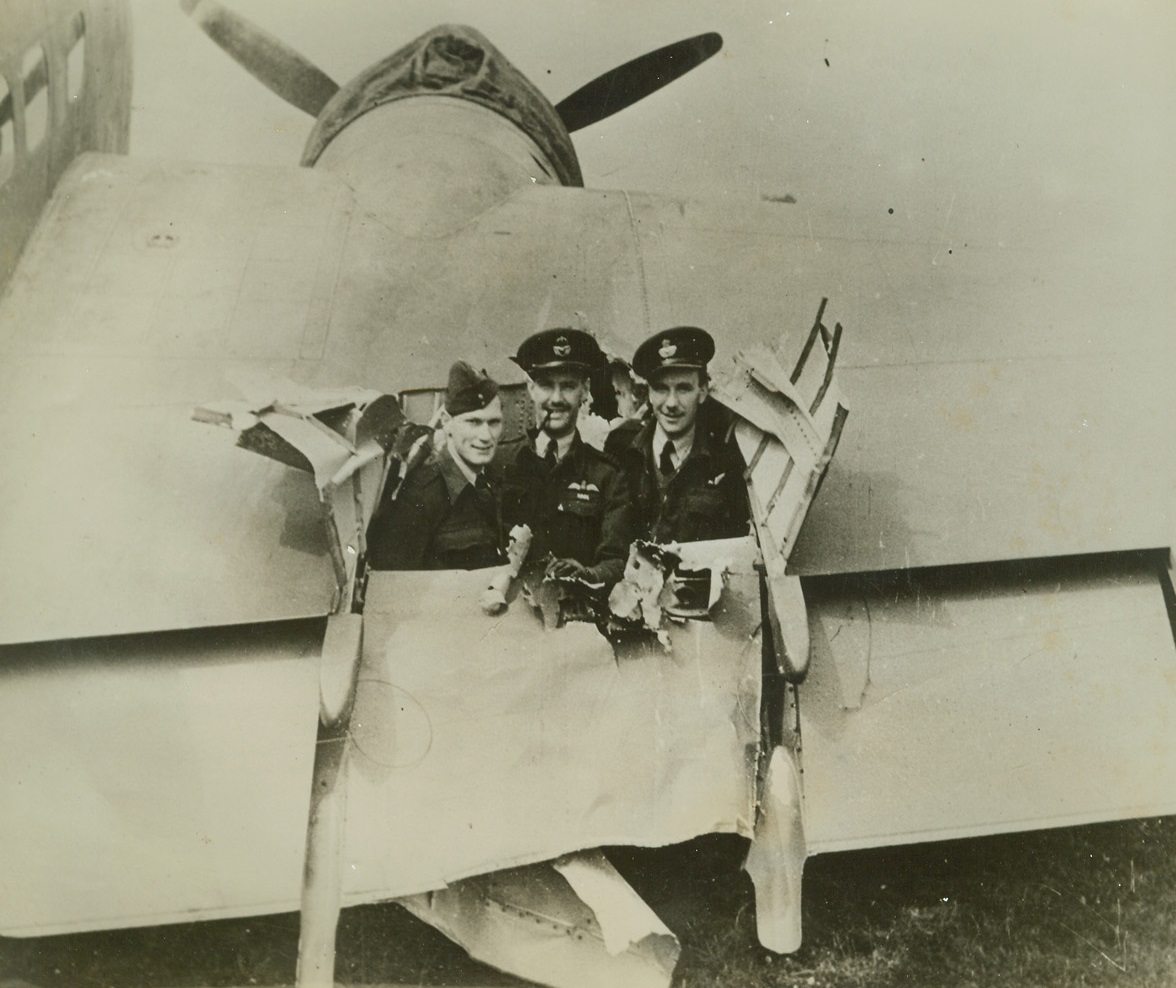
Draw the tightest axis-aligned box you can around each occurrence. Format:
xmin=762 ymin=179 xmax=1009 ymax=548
xmin=302 ymin=25 xmax=582 ymax=188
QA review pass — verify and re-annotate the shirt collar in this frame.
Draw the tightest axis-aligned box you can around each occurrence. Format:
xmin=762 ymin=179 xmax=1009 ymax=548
xmin=535 ymin=429 xmax=576 ymax=463
xmin=653 ymin=423 xmax=695 ymax=466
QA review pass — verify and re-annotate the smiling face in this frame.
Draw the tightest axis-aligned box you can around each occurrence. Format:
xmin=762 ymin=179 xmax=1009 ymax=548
xmin=648 ymin=367 xmax=708 ymax=439
xmin=444 ymin=395 xmax=504 ymax=469
xmin=527 ymin=368 xmax=587 ymax=439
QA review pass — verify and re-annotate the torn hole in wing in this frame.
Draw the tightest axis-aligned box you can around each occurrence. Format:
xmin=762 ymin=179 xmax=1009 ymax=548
xmin=606 ymin=541 xmax=733 ymax=650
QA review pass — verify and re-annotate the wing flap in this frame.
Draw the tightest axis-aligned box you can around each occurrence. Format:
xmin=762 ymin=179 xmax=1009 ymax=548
xmin=341 ymin=565 xmax=761 ymax=902
xmin=799 ymin=554 xmax=1176 ymax=853
xmin=0 ymin=620 xmax=321 ymax=936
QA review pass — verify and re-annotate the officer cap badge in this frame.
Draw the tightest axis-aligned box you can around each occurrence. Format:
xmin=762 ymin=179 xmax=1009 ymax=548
xmin=511 ymin=328 xmax=606 ymax=375
xmin=632 ymin=326 xmax=717 ymax=381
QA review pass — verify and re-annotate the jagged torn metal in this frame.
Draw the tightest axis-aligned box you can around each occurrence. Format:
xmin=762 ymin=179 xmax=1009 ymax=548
xmin=710 ymin=297 xmax=848 ymax=679
xmin=743 ymin=746 xmax=806 ymax=953
xmin=398 ymin=850 xmax=679 ymax=988
xmin=608 ymin=539 xmax=740 ymax=649
xmin=194 ymin=376 xmax=404 ymax=608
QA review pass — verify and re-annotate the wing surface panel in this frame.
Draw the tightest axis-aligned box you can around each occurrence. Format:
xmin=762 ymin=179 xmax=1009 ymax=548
xmin=341 ymin=566 xmax=761 ymax=902
xmin=798 ymin=555 xmax=1176 ymax=853
xmin=0 ymin=154 xmax=350 ymax=644
xmin=791 ymin=355 xmax=1170 ymax=573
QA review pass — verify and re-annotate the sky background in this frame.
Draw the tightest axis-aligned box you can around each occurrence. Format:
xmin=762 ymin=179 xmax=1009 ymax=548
xmin=127 ymin=0 xmax=1174 ymax=269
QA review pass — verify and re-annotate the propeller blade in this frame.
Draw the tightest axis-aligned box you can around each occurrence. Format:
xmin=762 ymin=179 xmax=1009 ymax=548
xmin=180 ymin=0 xmax=340 ymax=118
xmin=554 ymin=32 xmax=722 ymax=133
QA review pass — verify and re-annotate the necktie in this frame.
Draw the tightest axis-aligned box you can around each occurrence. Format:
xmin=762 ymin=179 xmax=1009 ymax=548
xmin=659 ymin=440 xmax=676 ymax=476
xmin=543 ymin=440 xmax=559 ymax=469
xmin=474 ymin=472 xmax=490 ymax=492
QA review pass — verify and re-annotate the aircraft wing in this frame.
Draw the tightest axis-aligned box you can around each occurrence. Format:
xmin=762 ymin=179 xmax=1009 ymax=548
xmin=0 ymin=157 xmax=349 ymax=935
xmin=800 ymin=553 xmax=1176 ymax=854
xmin=0 ymin=155 xmax=353 ymax=645
xmin=1 ymin=151 xmax=1173 ymax=938
xmin=0 ymin=620 xmax=322 ymax=936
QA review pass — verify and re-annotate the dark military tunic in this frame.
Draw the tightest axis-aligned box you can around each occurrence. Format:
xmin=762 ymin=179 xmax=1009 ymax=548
xmin=367 ymin=448 xmax=505 ymax=571
xmin=615 ymin=402 xmax=749 ymax=545
xmin=500 ymin=432 xmax=637 ymax=586
xmin=603 ymin=416 xmax=646 ymax=460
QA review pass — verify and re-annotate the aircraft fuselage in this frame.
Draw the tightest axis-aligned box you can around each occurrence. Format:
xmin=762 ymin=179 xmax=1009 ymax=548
xmin=0 ymin=0 xmax=131 ymax=288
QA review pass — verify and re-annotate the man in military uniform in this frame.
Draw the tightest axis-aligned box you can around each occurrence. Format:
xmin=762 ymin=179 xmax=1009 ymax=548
xmin=615 ymin=326 xmax=748 ymax=544
xmin=367 ymin=361 xmax=506 ymax=571
xmin=501 ymin=328 xmax=636 ymax=586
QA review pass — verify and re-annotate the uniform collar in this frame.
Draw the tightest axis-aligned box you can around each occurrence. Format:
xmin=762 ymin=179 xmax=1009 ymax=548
xmin=437 ymin=446 xmax=484 ymax=501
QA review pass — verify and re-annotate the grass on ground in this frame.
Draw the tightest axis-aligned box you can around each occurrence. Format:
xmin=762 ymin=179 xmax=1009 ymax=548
xmin=2 ymin=817 xmax=1173 ymax=988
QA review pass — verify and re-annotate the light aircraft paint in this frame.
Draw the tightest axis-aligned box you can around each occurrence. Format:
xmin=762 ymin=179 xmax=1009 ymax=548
xmin=0 ymin=2 xmax=1174 ymax=984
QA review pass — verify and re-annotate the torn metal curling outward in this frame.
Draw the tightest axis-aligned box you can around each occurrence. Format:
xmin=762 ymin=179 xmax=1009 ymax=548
xmin=193 ymin=380 xmax=405 ymax=986
xmin=608 ymin=542 xmax=674 ymax=637
xmin=480 ymin=524 xmax=533 ymax=615
xmin=193 ymin=378 xmax=407 ymax=605
xmin=606 ymin=539 xmax=737 ymax=650
xmin=397 ymin=851 xmax=679 ymax=988
xmin=713 ymin=297 xmax=848 ymax=682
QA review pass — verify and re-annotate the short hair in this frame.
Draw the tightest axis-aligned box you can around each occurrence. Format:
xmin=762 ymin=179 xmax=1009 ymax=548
xmin=648 ymin=366 xmax=709 ymax=388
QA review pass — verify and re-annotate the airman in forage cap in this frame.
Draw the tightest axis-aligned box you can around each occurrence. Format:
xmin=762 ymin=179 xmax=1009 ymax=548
xmin=368 ymin=361 xmax=507 ymax=571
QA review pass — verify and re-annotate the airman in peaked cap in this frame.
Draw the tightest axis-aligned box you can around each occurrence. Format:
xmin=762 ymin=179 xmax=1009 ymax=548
xmin=615 ymin=326 xmax=749 ymax=545
xmin=500 ymin=327 xmax=636 ymax=588
xmin=631 ymin=326 xmax=716 ymax=382
xmin=511 ymin=327 xmax=607 ymax=374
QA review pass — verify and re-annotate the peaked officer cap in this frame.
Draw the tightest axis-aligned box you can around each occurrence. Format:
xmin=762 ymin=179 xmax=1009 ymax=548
xmin=511 ymin=328 xmax=606 ymax=375
xmin=631 ymin=326 xmax=715 ymax=381
xmin=445 ymin=360 xmax=499 ymax=416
